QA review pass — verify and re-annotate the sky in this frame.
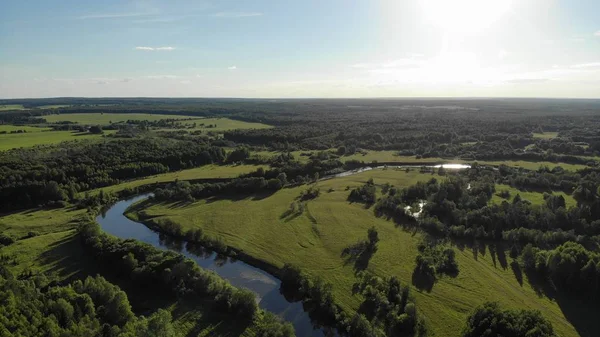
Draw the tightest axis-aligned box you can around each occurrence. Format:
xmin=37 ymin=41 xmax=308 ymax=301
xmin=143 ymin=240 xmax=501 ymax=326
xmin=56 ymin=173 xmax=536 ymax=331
xmin=1 ymin=0 xmax=599 ymax=98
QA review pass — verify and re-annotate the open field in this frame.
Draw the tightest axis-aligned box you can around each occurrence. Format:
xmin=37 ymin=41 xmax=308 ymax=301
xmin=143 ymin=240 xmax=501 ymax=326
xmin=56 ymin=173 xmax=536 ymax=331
xmin=533 ymin=132 xmax=560 ymax=139
xmin=156 ymin=117 xmax=272 ymax=132
xmin=0 ymin=209 xmax=268 ymax=337
xmin=491 ymin=184 xmax=577 ymax=208
xmin=257 ymin=149 xmax=590 ymax=171
xmin=42 ymin=113 xmax=201 ymax=125
xmin=0 ymin=125 xmax=50 ymax=133
xmin=0 ymin=129 xmax=117 ymax=151
xmin=129 ymin=168 xmax=583 ymax=337
xmin=36 ymin=105 xmax=71 ymax=109
xmin=0 ymin=206 xmax=87 ymax=239
xmin=87 ymin=164 xmax=265 ymax=196
xmin=0 ymin=104 xmax=26 ymax=111
xmin=0 ymin=230 xmax=98 ymax=281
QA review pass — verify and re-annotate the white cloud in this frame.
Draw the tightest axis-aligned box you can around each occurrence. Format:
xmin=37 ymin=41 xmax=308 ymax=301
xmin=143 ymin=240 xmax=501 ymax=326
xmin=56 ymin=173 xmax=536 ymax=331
xmin=79 ymin=12 xmax=156 ymax=20
xmin=352 ymin=57 xmax=425 ymax=70
xmin=144 ymin=75 xmax=180 ymax=79
xmin=595 ymin=31 xmax=600 ymax=37
xmin=570 ymin=62 xmax=600 ymax=69
xmin=135 ymin=46 xmax=175 ymax=51
xmin=212 ymin=12 xmax=263 ymax=18
xmin=228 ymin=66 xmax=237 ymax=70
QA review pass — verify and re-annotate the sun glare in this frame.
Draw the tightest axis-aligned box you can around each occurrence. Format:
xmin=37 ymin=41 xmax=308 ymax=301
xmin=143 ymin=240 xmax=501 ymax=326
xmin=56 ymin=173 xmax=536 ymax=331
xmin=420 ymin=0 xmax=512 ymax=34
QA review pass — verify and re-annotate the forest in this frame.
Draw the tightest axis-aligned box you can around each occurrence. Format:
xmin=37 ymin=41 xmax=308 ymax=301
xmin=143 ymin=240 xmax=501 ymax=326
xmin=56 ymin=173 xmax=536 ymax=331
xmin=1 ymin=98 xmax=600 ymax=337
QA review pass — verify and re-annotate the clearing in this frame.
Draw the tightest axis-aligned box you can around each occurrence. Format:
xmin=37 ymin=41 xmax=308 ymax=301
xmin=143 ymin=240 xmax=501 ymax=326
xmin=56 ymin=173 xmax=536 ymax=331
xmin=0 ymin=129 xmax=116 ymax=151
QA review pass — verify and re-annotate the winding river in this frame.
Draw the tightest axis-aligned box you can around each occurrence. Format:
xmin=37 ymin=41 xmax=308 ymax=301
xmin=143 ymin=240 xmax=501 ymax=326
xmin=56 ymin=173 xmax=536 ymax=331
xmin=96 ymin=163 xmax=471 ymax=336
xmin=97 ymin=194 xmax=326 ymax=337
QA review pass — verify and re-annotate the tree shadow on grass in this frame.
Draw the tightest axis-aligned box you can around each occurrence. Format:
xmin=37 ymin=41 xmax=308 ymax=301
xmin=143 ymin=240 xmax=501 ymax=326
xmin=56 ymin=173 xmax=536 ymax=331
xmin=341 ymin=241 xmax=376 ymax=273
xmin=37 ymin=232 xmax=99 ymax=282
xmin=523 ymin=269 xmax=600 ymax=337
xmin=510 ymin=260 xmax=523 ymax=286
xmin=170 ymin=300 xmax=251 ymax=337
xmin=411 ymin=268 xmax=435 ymax=292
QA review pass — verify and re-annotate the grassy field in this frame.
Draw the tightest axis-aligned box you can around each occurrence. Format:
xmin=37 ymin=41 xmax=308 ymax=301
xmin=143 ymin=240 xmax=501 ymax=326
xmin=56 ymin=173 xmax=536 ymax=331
xmin=36 ymin=105 xmax=71 ymax=109
xmin=491 ymin=184 xmax=577 ymax=208
xmin=0 ymin=104 xmax=26 ymax=111
xmin=129 ymin=168 xmax=583 ymax=337
xmin=41 ymin=114 xmax=272 ymax=132
xmin=479 ymin=160 xmax=587 ymax=171
xmin=87 ymin=164 xmax=265 ymax=196
xmin=43 ymin=113 xmax=200 ymax=125
xmin=0 ymin=125 xmax=50 ymax=133
xmin=0 ymin=206 xmax=87 ymax=239
xmin=533 ymin=132 xmax=560 ymax=139
xmin=0 ymin=129 xmax=117 ymax=151
xmin=256 ymin=149 xmax=589 ymax=171
xmin=0 ymin=230 xmax=99 ymax=281
xmin=0 ymin=207 xmax=272 ymax=337
xmin=156 ymin=117 xmax=272 ymax=132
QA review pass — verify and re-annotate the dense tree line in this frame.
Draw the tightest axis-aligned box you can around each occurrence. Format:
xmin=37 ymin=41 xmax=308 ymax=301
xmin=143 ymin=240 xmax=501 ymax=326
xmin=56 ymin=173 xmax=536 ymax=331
xmin=373 ymin=168 xmax=600 ymax=248
xmin=0 ymin=266 xmax=179 ymax=336
xmin=79 ymin=222 xmax=259 ymax=319
xmin=348 ymin=179 xmax=377 ymax=205
xmin=462 ymin=302 xmax=555 ymax=337
xmin=0 ymin=138 xmax=228 ymax=211
xmin=350 ymin=273 xmax=426 ymax=337
xmin=518 ymin=242 xmax=600 ymax=299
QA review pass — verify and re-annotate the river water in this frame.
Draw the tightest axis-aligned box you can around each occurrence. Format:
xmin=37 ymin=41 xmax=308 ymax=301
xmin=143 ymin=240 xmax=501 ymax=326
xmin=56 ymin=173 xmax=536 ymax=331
xmin=96 ymin=163 xmax=471 ymax=336
xmin=97 ymin=195 xmax=325 ymax=337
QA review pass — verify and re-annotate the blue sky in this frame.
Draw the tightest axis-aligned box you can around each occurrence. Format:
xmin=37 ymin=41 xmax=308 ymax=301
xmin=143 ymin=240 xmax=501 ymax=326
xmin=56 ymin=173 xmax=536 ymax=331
xmin=1 ymin=0 xmax=599 ymax=98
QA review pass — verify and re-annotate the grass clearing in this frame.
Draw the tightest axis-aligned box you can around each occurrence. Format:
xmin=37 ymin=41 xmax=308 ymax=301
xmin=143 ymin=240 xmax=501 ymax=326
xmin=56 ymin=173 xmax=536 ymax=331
xmin=0 ymin=129 xmax=117 ymax=151
xmin=491 ymin=184 xmax=577 ymax=208
xmin=156 ymin=117 xmax=272 ymax=132
xmin=0 ymin=125 xmax=50 ymax=133
xmin=533 ymin=132 xmax=560 ymax=139
xmin=88 ymin=164 xmax=265 ymax=196
xmin=0 ymin=206 xmax=87 ymax=239
xmin=43 ymin=113 xmax=200 ymax=125
xmin=36 ymin=105 xmax=71 ymax=109
xmin=130 ymin=168 xmax=582 ymax=337
xmin=0 ymin=104 xmax=26 ymax=111
xmin=0 ymin=230 xmax=99 ymax=281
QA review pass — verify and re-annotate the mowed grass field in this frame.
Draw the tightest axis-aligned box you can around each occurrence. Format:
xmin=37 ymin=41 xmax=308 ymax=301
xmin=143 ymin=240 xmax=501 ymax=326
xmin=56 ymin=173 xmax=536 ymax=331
xmin=0 ymin=129 xmax=116 ymax=151
xmin=88 ymin=164 xmax=266 ymax=195
xmin=491 ymin=184 xmax=577 ymax=208
xmin=43 ymin=113 xmax=200 ymax=125
xmin=129 ymin=168 xmax=583 ymax=337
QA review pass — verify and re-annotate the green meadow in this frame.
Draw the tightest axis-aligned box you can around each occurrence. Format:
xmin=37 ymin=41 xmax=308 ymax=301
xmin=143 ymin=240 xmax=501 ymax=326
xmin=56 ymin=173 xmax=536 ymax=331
xmin=43 ymin=113 xmax=200 ymax=125
xmin=491 ymin=184 xmax=577 ymax=208
xmin=0 ymin=129 xmax=116 ymax=151
xmin=256 ymin=149 xmax=590 ymax=171
xmin=87 ymin=164 xmax=266 ymax=195
xmin=533 ymin=132 xmax=560 ymax=139
xmin=0 ymin=104 xmax=26 ymax=111
xmin=155 ymin=117 xmax=272 ymax=132
xmin=41 ymin=113 xmax=272 ymax=132
xmin=128 ymin=168 xmax=581 ymax=337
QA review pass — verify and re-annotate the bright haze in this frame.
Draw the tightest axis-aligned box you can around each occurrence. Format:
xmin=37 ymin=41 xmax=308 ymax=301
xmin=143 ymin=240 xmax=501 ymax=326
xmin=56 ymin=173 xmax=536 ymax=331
xmin=1 ymin=0 xmax=599 ymax=98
